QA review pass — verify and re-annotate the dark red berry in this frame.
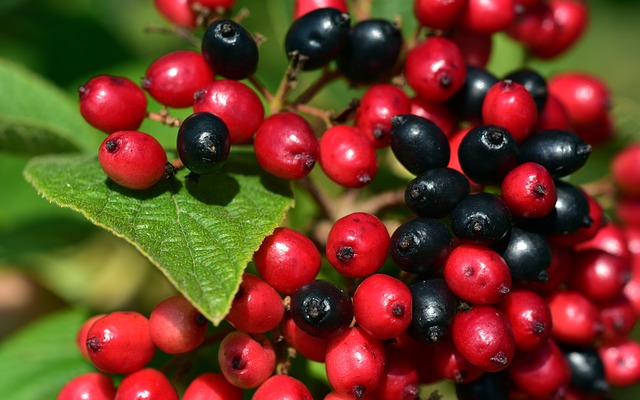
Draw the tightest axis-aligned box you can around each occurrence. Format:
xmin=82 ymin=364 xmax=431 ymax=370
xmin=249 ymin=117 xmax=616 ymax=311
xmin=153 ymin=0 xmax=197 ymax=28
xmin=218 ymin=331 xmax=275 ymax=389
xmin=177 ymin=112 xmax=231 ymax=175
xmin=281 ymin=312 xmax=330 ymax=362
xmin=431 ymin=337 xmax=485 ymax=383
xmin=410 ymin=96 xmax=457 ymax=136
xmin=497 ymin=289 xmax=552 ymax=351
xmin=182 ymin=372 xmax=243 ymax=400
xmin=500 ymin=161 xmax=557 ymax=219
xmin=355 ymin=84 xmax=411 ymax=148
xmin=567 ymin=250 xmax=630 ymax=304
xmin=599 ymin=296 xmax=637 ymax=341
xmin=612 ymin=143 xmax=640 ymax=197
xmin=537 ymin=93 xmax=572 ymax=131
xmin=529 ymin=0 xmax=589 ymax=59
xmin=372 ymin=346 xmax=420 ymax=399
xmin=413 ymin=0 xmax=468 ymax=30
xmin=598 ymin=338 xmax=640 ymax=387
xmin=190 ymin=0 xmax=236 ymax=10
xmin=290 ymin=280 xmax=353 ymax=339
xmin=450 ymin=29 xmax=493 ymax=69
xmin=224 ymin=273 xmax=284 ymax=333
xmin=149 ymin=294 xmax=208 ymax=354
xmin=115 ymin=368 xmax=178 ymax=400
xmin=481 ymin=80 xmax=538 ymax=143
xmin=460 ymin=0 xmax=517 ymax=34
xmin=318 ymin=125 xmax=377 ymax=188
xmin=293 ymin=0 xmax=348 ymax=19
xmin=547 ymin=290 xmax=602 ymax=346
xmin=57 ymin=372 xmax=115 ymax=400
xmin=201 ymin=19 xmax=259 ymax=80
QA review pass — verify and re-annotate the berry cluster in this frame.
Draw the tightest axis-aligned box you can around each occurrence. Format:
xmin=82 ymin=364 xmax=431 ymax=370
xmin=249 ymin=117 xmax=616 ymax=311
xmin=63 ymin=0 xmax=640 ymax=398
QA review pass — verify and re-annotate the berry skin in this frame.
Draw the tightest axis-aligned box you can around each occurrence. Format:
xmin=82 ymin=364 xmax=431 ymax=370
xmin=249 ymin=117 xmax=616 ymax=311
xmin=598 ymin=338 xmax=640 ymax=387
xmin=76 ymin=314 xmax=105 ymax=360
xmin=460 ymin=0 xmax=516 ymax=34
xmin=405 ymin=167 xmax=470 ymax=219
xmin=115 ymin=368 xmax=179 ymax=400
xmin=177 ymin=112 xmax=231 ymax=175
xmin=318 ymin=125 xmax=377 ymax=188
xmin=182 ymin=372 xmax=243 ymax=400
xmin=153 ymin=0 xmax=197 ymax=28
xmin=567 ymin=250 xmax=630 ymax=304
xmin=325 ymin=326 xmax=386 ymax=399
xmin=431 ymin=337 xmax=485 ymax=383
xmin=518 ymin=129 xmax=591 ymax=178
xmin=224 ymin=273 xmax=285 ymax=333
xmin=201 ymin=19 xmax=259 ymax=80
xmin=454 ymin=371 xmax=509 ymax=400
xmin=251 ymin=374 xmax=313 ymax=400
xmin=189 ymin=0 xmax=236 ymax=10
xmin=546 ymin=290 xmax=602 ymax=346
xmin=253 ymin=227 xmax=321 ymax=295
xmin=404 ymin=36 xmax=467 ymax=102
xmin=447 ymin=66 xmax=499 ymax=122
xmin=504 ymin=67 xmax=548 ymax=112
xmin=413 ymin=0 xmax=468 ymax=31
xmin=254 ymin=112 xmax=319 ymax=180
xmin=193 ymin=79 xmax=265 ymax=144
xmin=410 ymin=96 xmax=457 ymax=136
xmin=353 ymin=273 xmax=413 ymax=340
xmin=408 ymin=278 xmax=456 ymax=344
xmin=355 ymin=84 xmax=411 ymax=148
xmin=281 ymin=312 xmax=330 ymax=362
xmin=372 ymin=346 xmax=420 ymax=399
xmin=218 ymin=331 xmax=276 ymax=389
xmin=390 ymin=217 xmax=453 ymax=275
xmin=443 ymin=244 xmax=512 ymax=304
xmin=450 ymin=29 xmax=493 ymax=69
xmin=497 ymin=289 xmax=552 ymax=351
xmin=451 ymin=305 xmax=516 ymax=372
xmin=85 ymin=311 xmax=156 ymax=374
xmin=562 ymin=345 xmax=609 ymax=394
xmin=289 ymin=280 xmax=353 ymax=339
xmin=57 ymin=372 xmax=115 ymax=400
xmin=536 ymin=93 xmax=572 ymax=131
xmin=500 ymin=161 xmax=557 ymax=219
xmin=142 ymin=50 xmax=215 ymax=108
xmin=293 ymin=0 xmax=348 ymax=19
xmin=149 ymin=294 xmax=208 ymax=354
xmin=530 ymin=0 xmax=589 ymax=59
xmin=78 ymin=75 xmax=147 ymax=134
xmin=285 ymin=7 xmax=351 ymax=70
xmin=612 ymin=142 xmax=640 ymax=197
xmin=449 ymin=192 xmax=512 ymax=245
xmin=493 ymin=226 xmax=552 ymax=284
xmin=481 ymin=80 xmax=539 ymax=143
xmin=599 ymin=296 xmax=637 ymax=341
xmin=325 ymin=212 xmax=390 ymax=278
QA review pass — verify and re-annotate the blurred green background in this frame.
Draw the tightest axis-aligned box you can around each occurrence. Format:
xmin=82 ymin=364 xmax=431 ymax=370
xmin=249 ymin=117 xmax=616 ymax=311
xmin=0 ymin=0 xmax=639 ymax=398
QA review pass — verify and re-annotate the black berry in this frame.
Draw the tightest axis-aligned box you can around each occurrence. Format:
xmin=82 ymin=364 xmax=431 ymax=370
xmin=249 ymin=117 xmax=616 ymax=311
xmin=177 ymin=112 xmax=231 ymax=175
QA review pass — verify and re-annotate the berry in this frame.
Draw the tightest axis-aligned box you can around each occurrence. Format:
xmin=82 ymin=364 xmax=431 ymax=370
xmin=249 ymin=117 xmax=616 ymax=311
xmin=449 ymin=192 xmax=512 ymax=245
xmin=86 ymin=311 xmax=156 ymax=374
xmin=177 ymin=112 xmax=231 ymax=175
xmin=389 ymin=114 xmax=450 ymax=175
xmin=567 ymin=250 xmax=630 ymax=304
xmin=536 ymin=93 xmax=572 ymax=131
xmin=500 ymin=161 xmax=557 ymax=219
xmin=182 ymin=372 xmax=243 ymax=400
xmin=546 ymin=290 xmax=602 ymax=346
xmin=493 ymin=226 xmax=552 ymax=284
xmin=408 ymin=278 xmax=456 ymax=344
xmin=404 ymin=167 xmax=470 ymax=219
xmin=504 ymin=67 xmax=548 ymax=112
xmin=450 ymin=29 xmax=493 ymax=69
xmin=76 ymin=314 xmax=105 ymax=360
xmin=201 ymin=19 xmax=259 ymax=80
xmin=562 ymin=345 xmax=609 ymax=394
xmin=355 ymin=84 xmax=411 ymax=148
xmin=142 ymin=50 xmax=215 ymax=108
xmin=598 ymin=338 xmax=640 ymax=387
xmin=318 ymin=125 xmax=377 ymax=188
xmin=252 ymin=374 xmax=313 ymax=400
xmin=285 ymin=7 xmax=351 ymax=70
xmin=224 ymin=273 xmax=285 ymax=333
xmin=218 ymin=331 xmax=276 ymax=389
xmin=390 ymin=217 xmax=453 ymax=275
xmin=115 ymin=368 xmax=179 ymax=400
xmin=518 ymin=129 xmax=591 ymax=178
xmin=253 ymin=227 xmax=321 ymax=295
xmin=598 ymin=296 xmax=637 ymax=342
xmin=447 ymin=65 xmax=499 ymax=122
xmin=460 ymin=0 xmax=517 ymax=34
xmin=149 ymin=294 xmax=208 ymax=354
xmin=254 ymin=112 xmax=319 ymax=180
xmin=455 ymin=372 xmax=509 ymax=400
xmin=497 ymin=289 xmax=552 ymax=351
xmin=325 ymin=212 xmax=390 ymax=278
xmin=190 ymin=0 xmax=237 ymax=10
xmin=481 ymin=79 xmax=538 ymax=143
xmin=281 ymin=312 xmax=330 ymax=362
xmin=530 ymin=0 xmax=589 ymax=59
xmin=410 ymin=96 xmax=457 ymax=136
xmin=612 ymin=142 xmax=640 ymax=197
xmin=413 ymin=0 xmax=468 ymax=30
xmin=431 ymin=337 xmax=485 ymax=383
xmin=153 ymin=0 xmax=197 ymax=28
xmin=290 ymin=280 xmax=353 ymax=339
xmin=372 ymin=346 xmax=420 ymax=399
xmin=78 ymin=75 xmax=147 ymax=134
xmin=352 ymin=273 xmax=413 ymax=340
xmin=193 ymin=79 xmax=265 ymax=144
xmin=57 ymin=372 xmax=115 ymax=400
xmin=293 ymin=0 xmax=348 ymax=19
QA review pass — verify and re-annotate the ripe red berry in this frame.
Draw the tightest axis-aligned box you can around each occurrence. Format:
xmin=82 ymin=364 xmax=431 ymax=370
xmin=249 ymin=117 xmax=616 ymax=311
xmin=413 ymin=0 xmax=468 ymax=30
xmin=536 ymin=93 xmax=572 ymax=131
xmin=153 ymin=0 xmax=197 ymax=28
xmin=482 ymin=80 xmax=538 ymax=143
xmin=598 ymin=338 xmax=640 ymax=387
xmin=115 ymin=368 xmax=178 ymax=400
xmin=507 ymin=3 xmax=559 ymax=51
xmin=498 ymin=289 xmax=552 ymax=351
xmin=182 ymin=372 xmax=243 ymax=400
xmin=57 ymin=372 xmax=115 ymax=400
xmin=149 ymin=294 xmax=208 ymax=354
xmin=612 ymin=143 xmax=640 ymax=198
xmin=319 ymin=125 xmax=377 ymax=188
xmin=372 ymin=346 xmax=420 ymax=399
xmin=251 ymin=374 xmax=313 ymax=400
xmin=98 ymin=130 xmax=168 ymax=190
xmin=599 ymin=296 xmax=637 ymax=341
xmin=530 ymin=0 xmax=589 ymax=59
xmin=410 ymin=96 xmax=456 ymax=136
xmin=460 ymin=0 xmax=517 ymax=34
xmin=353 ymin=273 xmax=412 ymax=340
xmin=224 ymin=273 xmax=284 ymax=333
xmin=86 ymin=311 xmax=156 ymax=374
xmin=500 ymin=161 xmax=557 ymax=219
xmin=253 ymin=227 xmax=321 ymax=295
xmin=79 ymin=75 xmax=147 ymax=134
xmin=404 ymin=36 xmax=467 ymax=102
xmin=293 ymin=0 xmax=348 ymax=19
xmin=431 ymin=337 xmax=485 ymax=383
xmin=189 ymin=0 xmax=236 ymax=10
xmin=546 ymin=290 xmax=602 ymax=346
xmin=194 ymin=79 xmax=265 ymax=144
xmin=281 ymin=312 xmax=330 ymax=362
xmin=355 ymin=84 xmax=411 ymax=148
xmin=326 ymin=212 xmax=390 ymax=278
xmin=567 ymin=250 xmax=631 ymax=304
xmin=218 ymin=331 xmax=276 ymax=389
xmin=450 ymin=29 xmax=493 ymax=69
xmin=76 ymin=314 xmax=105 ymax=360
xmin=142 ymin=50 xmax=214 ymax=109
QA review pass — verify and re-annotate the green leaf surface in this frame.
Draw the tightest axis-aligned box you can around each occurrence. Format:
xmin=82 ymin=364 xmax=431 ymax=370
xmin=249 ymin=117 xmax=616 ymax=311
xmin=23 ymin=150 xmax=294 ymax=324
xmin=0 ymin=309 xmax=93 ymax=400
xmin=0 ymin=58 xmax=99 ymax=156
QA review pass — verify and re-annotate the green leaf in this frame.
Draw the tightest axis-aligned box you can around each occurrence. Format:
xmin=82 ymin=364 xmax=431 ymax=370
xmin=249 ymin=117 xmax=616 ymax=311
xmin=0 ymin=58 xmax=99 ymax=156
xmin=0 ymin=309 xmax=94 ymax=400
xmin=23 ymin=150 xmax=294 ymax=324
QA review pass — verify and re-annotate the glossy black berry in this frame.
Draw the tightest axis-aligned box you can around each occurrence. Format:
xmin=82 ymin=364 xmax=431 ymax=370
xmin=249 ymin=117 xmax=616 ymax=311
xmin=389 ymin=114 xmax=450 ymax=175
xmin=457 ymin=125 xmax=520 ymax=184
xmin=177 ymin=112 xmax=231 ymax=175
xmin=201 ymin=19 xmax=259 ymax=80
xmin=404 ymin=167 xmax=470 ymax=218
xmin=450 ymin=192 xmax=512 ymax=244
xmin=448 ymin=66 xmax=499 ymax=121
xmin=289 ymin=280 xmax=353 ymax=339
xmin=337 ymin=18 xmax=403 ymax=84
xmin=519 ymin=129 xmax=592 ymax=178
xmin=408 ymin=278 xmax=456 ymax=344
xmin=390 ymin=217 xmax=452 ymax=275
xmin=285 ymin=7 xmax=351 ymax=71
xmin=455 ymin=372 xmax=509 ymax=400
xmin=562 ymin=346 xmax=609 ymax=394
xmin=492 ymin=226 xmax=552 ymax=283
xmin=504 ymin=67 xmax=548 ymax=112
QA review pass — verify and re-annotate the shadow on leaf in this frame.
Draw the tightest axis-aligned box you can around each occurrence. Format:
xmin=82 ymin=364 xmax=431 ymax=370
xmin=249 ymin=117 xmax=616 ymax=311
xmin=184 ymin=172 xmax=240 ymax=206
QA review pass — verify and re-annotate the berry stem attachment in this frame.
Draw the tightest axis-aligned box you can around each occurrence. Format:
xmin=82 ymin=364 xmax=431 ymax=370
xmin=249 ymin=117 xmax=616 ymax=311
xmin=351 ymin=0 xmax=373 ymax=22
xmin=270 ymin=51 xmax=307 ymax=114
xmin=147 ymin=109 xmax=182 ymax=127
xmin=143 ymin=25 xmax=200 ymax=47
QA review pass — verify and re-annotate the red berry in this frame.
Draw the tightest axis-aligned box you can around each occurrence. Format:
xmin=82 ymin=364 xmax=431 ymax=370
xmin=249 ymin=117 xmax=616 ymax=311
xmin=450 ymin=29 xmax=493 ymax=69
xmin=567 ymin=250 xmax=630 ymax=304
xmin=451 ymin=305 xmax=515 ymax=372
xmin=224 ymin=273 xmax=284 ymax=333
xmin=76 ymin=314 xmax=105 ymax=360
xmin=57 ymin=372 xmax=115 ymax=400
xmin=355 ymin=84 xmax=411 ymax=148
xmin=319 ymin=125 xmax=377 ymax=188
xmin=115 ymin=368 xmax=178 ymax=400
xmin=189 ymin=0 xmax=236 ymax=10
xmin=413 ymin=0 xmax=468 ymax=30
xmin=598 ymin=338 xmax=640 ymax=387
xmin=194 ymin=79 xmax=265 ymax=144
xmin=353 ymin=273 xmax=412 ymax=340
xmin=482 ymin=80 xmax=538 ymax=143
xmin=253 ymin=227 xmax=321 ymax=295
xmin=86 ymin=311 xmax=156 ymax=374
xmin=98 ymin=130 xmax=168 ymax=190
xmin=251 ymin=374 xmax=313 ymax=400
xmin=410 ymin=96 xmax=456 ymax=136
xmin=372 ymin=346 xmax=420 ymax=399
xmin=507 ymin=3 xmax=559 ymax=50
xmin=79 ymin=75 xmax=147 ymax=134
xmin=526 ymin=243 xmax=573 ymax=294
xmin=149 ymin=294 xmax=208 ymax=354
xmin=254 ymin=112 xmax=319 ymax=180
xmin=460 ymin=0 xmax=516 ymax=34
xmin=154 ymin=0 xmax=197 ymax=28
xmin=536 ymin=93 xmax=571 ymax=131
xmin=599 ymin=296 xmax=637 ymax=341
xmin=182 ymin=372 xmax=243 ymax=400
xmin=546 ymin=290 xmax=602 ymax=345
xmin=281 ymin=312 xmax=330 ymax=363
xmin=142 ymin=50 xmax=214 ymax=108
xmin=218 ymin=331 xmax=275 ymax=389
xmin=326 ymin=212 xmax=390 ymax=278
xmin=293 ymin=0 xmax=348 ymax=19
xmin=431 ymin=337 xmax=484 ymax=383
xmin=404 ymin=36 xmax=467 ymax=102
xmin=500 ymin=161 xmax=557 ymax=218
xmin=612 ymin=143 xmax=640 ymax=198
xmin=530 ymin=0 xmax=589 ymax=59
xmin=443 ymin=244 xmax=512 ymax=304
xmin=498 ymin=289 xmax=552 ymax=351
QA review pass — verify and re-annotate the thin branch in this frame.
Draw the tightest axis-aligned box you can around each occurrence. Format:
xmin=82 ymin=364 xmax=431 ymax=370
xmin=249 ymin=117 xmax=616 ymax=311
xmin=296 ymin=176 xmax=335 ymax=221
xmin=292 ymin=68 xmax=342 ymax=106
